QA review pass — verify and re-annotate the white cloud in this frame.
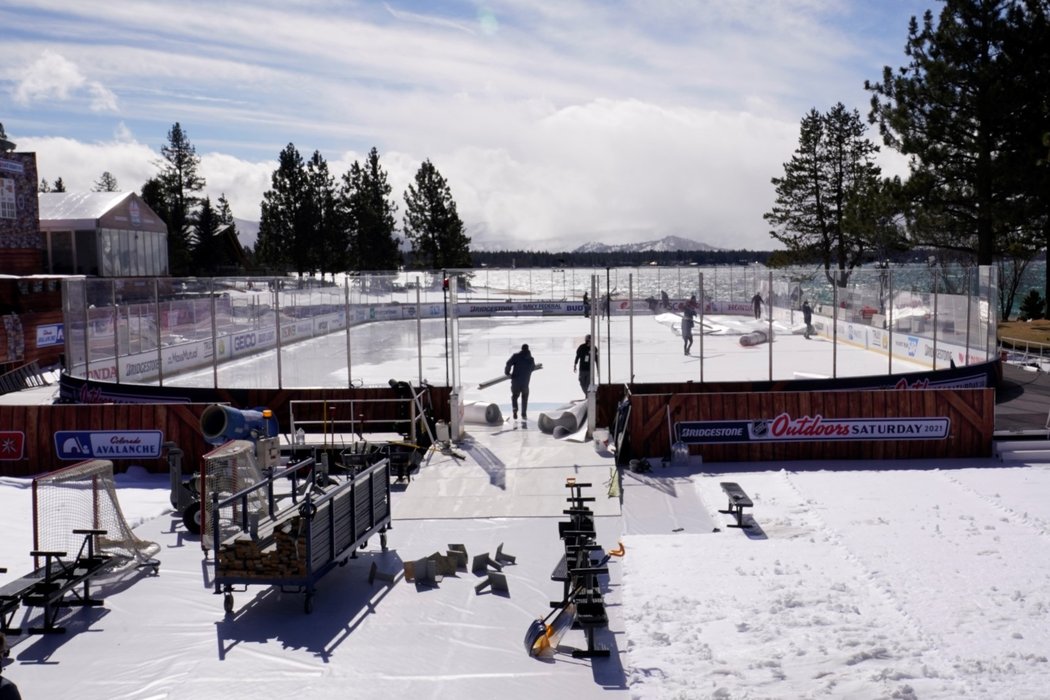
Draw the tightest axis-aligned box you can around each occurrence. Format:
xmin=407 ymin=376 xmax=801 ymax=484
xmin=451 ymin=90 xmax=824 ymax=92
xmin=88 ymin=82 xmax=119 ymax=112
xmin=13 ymin=50 xmax=85 ymax=104
xmin=12 ymin=49 xmax=118 ymax=113
xmin=5 ymin=1 xmax=935 ymax=251
xmin=22 ymin=135 xmax=157 ymax=193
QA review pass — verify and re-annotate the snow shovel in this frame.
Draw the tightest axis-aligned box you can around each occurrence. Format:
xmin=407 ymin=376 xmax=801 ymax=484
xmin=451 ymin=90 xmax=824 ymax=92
xmin=523 ymin=598 xmax=578 ymax=658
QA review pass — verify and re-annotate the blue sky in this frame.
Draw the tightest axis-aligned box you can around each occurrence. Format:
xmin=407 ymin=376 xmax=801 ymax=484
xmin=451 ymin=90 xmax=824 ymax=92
xmin=0 ymin=0 xmax=939 ymax=251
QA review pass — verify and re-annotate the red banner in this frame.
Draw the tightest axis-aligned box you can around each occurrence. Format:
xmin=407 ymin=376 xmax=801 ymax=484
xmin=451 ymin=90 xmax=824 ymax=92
xmin=0 ymin=431 xmax=25 ymax=460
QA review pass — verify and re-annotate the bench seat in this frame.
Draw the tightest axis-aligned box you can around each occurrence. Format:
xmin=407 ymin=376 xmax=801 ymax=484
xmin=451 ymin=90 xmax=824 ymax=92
xmin=719 ymin=481 xmax=754 ymax=528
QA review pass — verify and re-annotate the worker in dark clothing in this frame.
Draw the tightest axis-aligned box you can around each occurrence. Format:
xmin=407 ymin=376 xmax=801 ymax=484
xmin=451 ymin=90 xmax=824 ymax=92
xmin=574 ymin=334 xmax=596 ymax=396
xmin=682 ymin=295 xmax=697 ymax=355
xmin=505 ymin=343 xmax=536 ymax=420
xmin=802 ymin=300 xmax=814 ymax=339
xmin=752 ymin=292 xmax=763 ymax=320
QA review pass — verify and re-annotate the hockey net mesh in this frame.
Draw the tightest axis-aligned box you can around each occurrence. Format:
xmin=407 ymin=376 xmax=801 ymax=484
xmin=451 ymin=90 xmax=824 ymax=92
xmin=201 ymin=439 xmax=267 ymax=551
xmin=33 ymin=459 xmax=160 ymax=567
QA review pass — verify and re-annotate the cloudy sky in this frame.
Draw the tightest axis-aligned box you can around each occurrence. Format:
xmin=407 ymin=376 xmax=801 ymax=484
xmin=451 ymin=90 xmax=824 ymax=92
xmin=1 ymin=0 xmax=937 ymax=252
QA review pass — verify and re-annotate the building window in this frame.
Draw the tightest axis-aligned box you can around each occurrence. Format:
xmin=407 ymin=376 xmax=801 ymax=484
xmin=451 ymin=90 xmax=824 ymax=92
xmin=0 ymin=178 xmax=15 ymax=219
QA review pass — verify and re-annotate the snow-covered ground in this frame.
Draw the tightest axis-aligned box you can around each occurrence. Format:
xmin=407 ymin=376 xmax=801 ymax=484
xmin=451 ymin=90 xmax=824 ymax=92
xmin=1 ymin=313 xmax=1047 ymax=699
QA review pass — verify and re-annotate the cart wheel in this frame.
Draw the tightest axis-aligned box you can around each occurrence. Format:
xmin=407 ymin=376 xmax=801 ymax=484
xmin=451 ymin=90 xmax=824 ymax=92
xmin=182 ymin=501 xmax=202 ymax=535
xmin=304 ymin=594 xmax=314 ymax=614
xmin=338 ymin=558 xmax=348 ymax=567
xmin=223 ymin=593 xmax=234 ymax=613
xmin=299 ymin=502 xmax=317 ymax=519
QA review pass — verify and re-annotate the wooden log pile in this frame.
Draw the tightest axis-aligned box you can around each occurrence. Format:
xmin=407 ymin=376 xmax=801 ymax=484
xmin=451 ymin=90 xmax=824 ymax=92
xmin=216 ymin=517 xmax=309 ymax=579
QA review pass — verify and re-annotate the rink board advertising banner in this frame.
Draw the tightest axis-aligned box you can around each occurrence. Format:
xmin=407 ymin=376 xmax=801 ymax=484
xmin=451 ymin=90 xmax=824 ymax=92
xmin=676 ymin=413 xmax=950 ymax=445
xmin=54 ymin=430 xmax=164 ymax=460
xmin=0 ymin=431 xmax=26 ymax=460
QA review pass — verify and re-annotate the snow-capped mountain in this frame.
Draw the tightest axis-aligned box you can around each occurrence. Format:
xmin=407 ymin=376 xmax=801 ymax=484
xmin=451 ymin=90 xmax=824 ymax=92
xmin=573 ymin=235 xmax=720 ymax=254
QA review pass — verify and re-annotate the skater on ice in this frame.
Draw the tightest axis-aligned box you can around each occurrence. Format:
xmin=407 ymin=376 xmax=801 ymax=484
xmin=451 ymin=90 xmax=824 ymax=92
xmin=751 ymin=292 xmax=763 ymax=319
xmin=802 ymin=299 xmax=814 ymax=339
xmin=504 ymin=343 xmax=536 ymax=420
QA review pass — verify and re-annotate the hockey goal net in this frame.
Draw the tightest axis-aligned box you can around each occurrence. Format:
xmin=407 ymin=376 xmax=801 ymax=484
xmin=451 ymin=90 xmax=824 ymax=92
xmin=200 ymin=439 xmax=268 ymax=551
xmin=32 ymin=459 xmax=160 ymax=567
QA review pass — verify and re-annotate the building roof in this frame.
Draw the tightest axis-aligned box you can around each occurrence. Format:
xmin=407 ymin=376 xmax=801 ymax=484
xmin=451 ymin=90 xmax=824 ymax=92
xmin=37 ymin=191 xmax=132 ymax=221
xmin=37 ymin=191 xmax=167 ymax=234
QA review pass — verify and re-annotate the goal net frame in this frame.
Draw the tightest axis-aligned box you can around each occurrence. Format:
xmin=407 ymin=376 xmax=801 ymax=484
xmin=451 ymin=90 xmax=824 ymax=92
xmin=32 ymin=459 xmax=160 ymax=569
xmin=200 ymin=439 xmax=268 ymax=552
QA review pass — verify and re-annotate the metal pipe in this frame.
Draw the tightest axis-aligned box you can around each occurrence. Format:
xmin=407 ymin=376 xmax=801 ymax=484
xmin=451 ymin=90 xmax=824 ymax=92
xmin=210 ymin=278 xmax=219 ymax=389
xmin=154 ymin=278 xmax=163 ymax=386
xmin=275 ymin=279 xmax=283 ymax=389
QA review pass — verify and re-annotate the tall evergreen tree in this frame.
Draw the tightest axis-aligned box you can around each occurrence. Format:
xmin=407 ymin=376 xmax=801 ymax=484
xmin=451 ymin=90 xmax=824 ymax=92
xmin=93 ymin=171 xmax=119 ymax=192
xmin=192 ymin=197 xmax=222 ymax=273
xmin=257 ymin=143 xmax=310 ymax=273
xmin=866 ymin=0 xmax=1050 ymax=270
xmin=38 ymin=178 xmax=51 ymax=193
xmin=305 ymin=151 xmax=346 ymax=279
xmin=154 ymin=122 xmax=205 ymax=275
xmin=340 ymin=147 xmax=400 ymax=272
xmin=140 ymin=177 xmax=171 ymax=228
xmin=764 ymin=104 xmax=886 ymax=286
xmin=215 ymin=193 xmax=245 ymax=269
xmin=402 ymin=159 xmax=471 ymax=269
xmin=51 ymin=177 xmax=66 ymax=192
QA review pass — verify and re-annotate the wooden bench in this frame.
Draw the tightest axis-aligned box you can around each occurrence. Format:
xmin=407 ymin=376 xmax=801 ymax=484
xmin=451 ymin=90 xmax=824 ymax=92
xmin=718 ymin=481 xmax=754 ymax=529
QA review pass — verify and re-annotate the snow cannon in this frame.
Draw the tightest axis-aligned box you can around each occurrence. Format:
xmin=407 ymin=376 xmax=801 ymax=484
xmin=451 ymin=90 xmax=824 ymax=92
xmin=200 ymin=404 xmax=279 ymax=445
xmin=739 ymin=330 xmax=771 ymax=347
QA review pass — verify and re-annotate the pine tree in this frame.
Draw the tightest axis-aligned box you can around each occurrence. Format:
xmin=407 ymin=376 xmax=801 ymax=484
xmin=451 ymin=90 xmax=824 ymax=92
xmin=403 ymin=159 xmax=471 ymax=269
xmin=257 ymin=143 xmax=309 ymax=273
xmin=38 ymin=179 xmax=51 ymax=193
xmin=764 ymin=104 xmax=887 ymax=286
xmin=305 ymin=151 xmax=346 ymax=279
xmin=215 ymin=193 xmax=244 ymax=270
xmin=52 ymin=177 xmax=66 ymax=192
xmin=192 ymin=197 xmax=222 ymax=273
xmin=340 ymin=147 xmax=400 ymax=272
xmin=94 ymin=171 xmax=119 ymax=192
xmin=155 ymin=122 xmax=205 ymax=275
xmin=866 ymin=0 xmax=1050 ymax=268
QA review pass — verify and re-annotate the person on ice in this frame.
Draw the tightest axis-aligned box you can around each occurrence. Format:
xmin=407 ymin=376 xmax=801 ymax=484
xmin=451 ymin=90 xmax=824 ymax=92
xmin=505 ymin=343 xmax=536 ymax=420
xmin=802 ymin=299 xmax=814 ymax=339
xmin=682 ymin=295 xmax=697 ymax=355
xmin=751 ymin=292 xmax=763 ymax=319
xmin=574 ymin=334 xmax=596 ymax=396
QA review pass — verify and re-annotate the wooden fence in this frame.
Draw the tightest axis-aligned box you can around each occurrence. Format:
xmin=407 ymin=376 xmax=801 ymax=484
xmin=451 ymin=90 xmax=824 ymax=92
xmin=0 ymin=385 xmax=451 ymax=478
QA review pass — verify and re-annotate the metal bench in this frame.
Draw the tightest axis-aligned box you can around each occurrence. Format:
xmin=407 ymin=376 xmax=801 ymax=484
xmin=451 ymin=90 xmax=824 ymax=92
xmin=718 ymin=481 xmax=754 ymax=529
xmin=0 ymin=529 xmax=125 ymax=635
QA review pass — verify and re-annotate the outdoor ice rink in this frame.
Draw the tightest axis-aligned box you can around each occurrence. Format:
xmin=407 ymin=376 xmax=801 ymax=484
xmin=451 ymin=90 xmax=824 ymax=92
xmin=165 ymin=313 xmax=932 ymax=408
xmin=3 ymin=309 xmax=1046 ymax=700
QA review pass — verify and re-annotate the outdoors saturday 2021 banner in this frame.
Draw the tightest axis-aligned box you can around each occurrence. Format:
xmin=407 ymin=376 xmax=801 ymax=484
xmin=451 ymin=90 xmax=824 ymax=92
xmin=676 ymin=413 xmax=950 ymax=445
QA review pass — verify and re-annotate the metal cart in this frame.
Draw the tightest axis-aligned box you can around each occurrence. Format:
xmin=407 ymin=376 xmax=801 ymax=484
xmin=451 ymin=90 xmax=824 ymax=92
xmin=212 ymin=457 xmax=391 ymax=613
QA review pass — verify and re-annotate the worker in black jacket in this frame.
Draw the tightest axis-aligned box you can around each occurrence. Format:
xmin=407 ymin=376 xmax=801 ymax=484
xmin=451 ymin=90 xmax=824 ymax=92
xmin=505 ymin=344 xmax=536 ymax=420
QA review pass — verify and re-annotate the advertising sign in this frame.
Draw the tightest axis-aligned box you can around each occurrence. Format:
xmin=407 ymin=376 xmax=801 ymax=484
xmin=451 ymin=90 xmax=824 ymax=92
xmin=0 ymin=431 xmax=25 ymax=460
xmin=54 ymin=430 xmax=164 ymax=460
xmin=36 ymin=323 xmax=64 ymax=347
xmin=676 ymin=413 xmax=950 ymax=445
